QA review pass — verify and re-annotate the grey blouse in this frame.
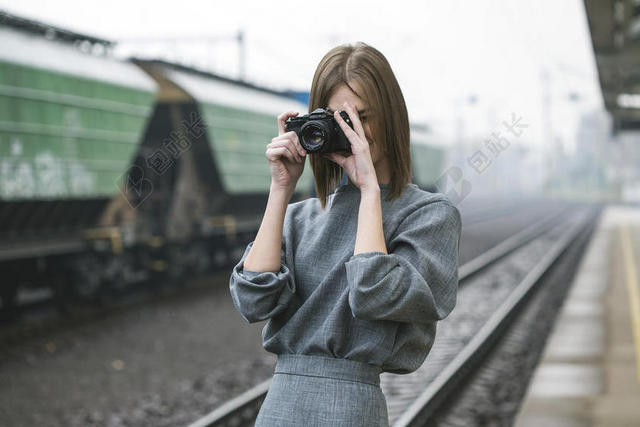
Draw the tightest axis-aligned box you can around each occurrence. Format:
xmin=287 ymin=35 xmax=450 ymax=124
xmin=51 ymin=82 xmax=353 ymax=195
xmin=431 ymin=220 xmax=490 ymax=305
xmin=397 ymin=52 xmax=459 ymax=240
xmin=228 ymin=182 xmax=462 ymax=374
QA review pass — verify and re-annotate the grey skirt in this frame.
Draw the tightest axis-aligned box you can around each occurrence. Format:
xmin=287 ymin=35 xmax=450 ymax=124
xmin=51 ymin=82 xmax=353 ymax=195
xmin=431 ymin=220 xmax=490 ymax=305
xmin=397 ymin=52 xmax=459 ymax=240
xmin=255 ymin=354 xmax=389 ymax=427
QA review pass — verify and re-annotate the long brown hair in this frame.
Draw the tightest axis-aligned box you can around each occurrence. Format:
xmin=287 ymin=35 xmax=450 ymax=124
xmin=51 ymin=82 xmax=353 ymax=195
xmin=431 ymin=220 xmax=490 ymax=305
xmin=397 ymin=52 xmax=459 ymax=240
xmin=308 ymin=42 xmax=412 ymax=209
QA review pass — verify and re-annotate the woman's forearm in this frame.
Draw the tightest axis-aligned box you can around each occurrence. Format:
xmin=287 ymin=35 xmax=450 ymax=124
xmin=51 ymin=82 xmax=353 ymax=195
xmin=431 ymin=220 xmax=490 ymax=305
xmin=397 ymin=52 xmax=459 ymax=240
xmin=354 ymin=188 xmax=388 ymax=255
xmin=242 ymin=184 xmax=294 ymax=273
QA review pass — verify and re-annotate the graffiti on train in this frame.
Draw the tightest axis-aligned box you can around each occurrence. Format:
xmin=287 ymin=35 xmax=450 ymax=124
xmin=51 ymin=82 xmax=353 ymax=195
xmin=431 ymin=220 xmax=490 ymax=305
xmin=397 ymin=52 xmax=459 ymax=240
xmin=0 ymin=137 xmax=96 ymax=198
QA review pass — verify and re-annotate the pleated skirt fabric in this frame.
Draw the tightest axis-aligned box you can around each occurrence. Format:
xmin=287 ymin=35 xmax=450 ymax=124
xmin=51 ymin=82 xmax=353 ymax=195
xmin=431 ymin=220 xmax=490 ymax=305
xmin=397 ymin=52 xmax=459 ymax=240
xmin=254 ymin=354 xmax=389 ymax=427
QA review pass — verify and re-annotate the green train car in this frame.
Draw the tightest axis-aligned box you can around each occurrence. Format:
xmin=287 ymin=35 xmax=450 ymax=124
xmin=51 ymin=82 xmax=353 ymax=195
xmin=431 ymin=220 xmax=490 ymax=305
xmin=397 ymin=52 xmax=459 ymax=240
xmin=121 ymin=59 xmax=313 ymax=243
xmin=0 ymin=11 xmax=447 ymax=314
xmin=0 ymin=12 xmax=308 ymax=311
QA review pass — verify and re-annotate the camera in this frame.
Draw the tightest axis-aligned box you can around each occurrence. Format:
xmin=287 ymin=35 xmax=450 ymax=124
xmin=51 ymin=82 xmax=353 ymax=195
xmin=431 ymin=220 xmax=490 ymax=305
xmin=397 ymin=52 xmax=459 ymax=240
xmin=285 ymin=108 xmax=354 ymax=153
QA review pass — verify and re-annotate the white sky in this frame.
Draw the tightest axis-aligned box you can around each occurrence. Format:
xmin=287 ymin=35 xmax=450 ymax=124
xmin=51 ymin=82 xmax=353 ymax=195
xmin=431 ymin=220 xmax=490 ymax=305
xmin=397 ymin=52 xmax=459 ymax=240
xmin=0 ymin=0 xmax=604 ymax=153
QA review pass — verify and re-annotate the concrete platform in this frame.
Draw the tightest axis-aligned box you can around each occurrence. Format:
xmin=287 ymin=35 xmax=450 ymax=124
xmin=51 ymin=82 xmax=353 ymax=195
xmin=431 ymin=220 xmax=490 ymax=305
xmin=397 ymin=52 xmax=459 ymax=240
xmin=515 ymin=204 xmax=640 ymax=427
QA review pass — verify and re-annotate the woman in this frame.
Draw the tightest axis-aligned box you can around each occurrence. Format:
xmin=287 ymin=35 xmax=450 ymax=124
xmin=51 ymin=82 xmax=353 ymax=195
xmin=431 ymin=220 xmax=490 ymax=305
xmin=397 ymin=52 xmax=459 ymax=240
xmin=229 ymin=42 xmax=462 ymax=426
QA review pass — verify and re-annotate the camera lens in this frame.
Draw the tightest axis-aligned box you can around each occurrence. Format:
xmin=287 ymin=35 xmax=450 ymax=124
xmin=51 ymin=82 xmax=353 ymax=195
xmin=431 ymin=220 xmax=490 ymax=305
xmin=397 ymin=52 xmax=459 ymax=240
xmin=300 ymin=121 xmax=333 ymax=151
xmin=307 ymin=129 xmax=324 ymax=144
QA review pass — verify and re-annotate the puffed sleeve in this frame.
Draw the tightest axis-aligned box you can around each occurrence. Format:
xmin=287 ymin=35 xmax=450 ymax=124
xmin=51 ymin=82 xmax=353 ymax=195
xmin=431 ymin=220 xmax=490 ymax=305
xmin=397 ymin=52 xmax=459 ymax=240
xmin=228 ymin=237 xmax=296 ymax=324
xmin=345 ymin=199 xmax=462 ymax=325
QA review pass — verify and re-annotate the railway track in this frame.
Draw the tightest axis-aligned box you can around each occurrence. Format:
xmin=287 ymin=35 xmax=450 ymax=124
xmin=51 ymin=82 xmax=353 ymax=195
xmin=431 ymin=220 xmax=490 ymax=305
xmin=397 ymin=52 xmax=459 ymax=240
xmin=187 ymin=202 xmax=601 ymax=427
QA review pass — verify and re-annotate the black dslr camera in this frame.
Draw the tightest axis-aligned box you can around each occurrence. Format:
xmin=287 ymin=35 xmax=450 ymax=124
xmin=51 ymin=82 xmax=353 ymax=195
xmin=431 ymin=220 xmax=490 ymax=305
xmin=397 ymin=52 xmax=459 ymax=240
xmin=285 ymin=108 xmax=354 ymax=153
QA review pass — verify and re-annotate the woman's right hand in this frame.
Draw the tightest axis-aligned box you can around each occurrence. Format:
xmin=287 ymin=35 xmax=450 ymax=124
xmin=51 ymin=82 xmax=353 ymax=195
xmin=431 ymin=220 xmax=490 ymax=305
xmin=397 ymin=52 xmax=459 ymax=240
xmin=267 ymin=111 xmax=307 ymax=192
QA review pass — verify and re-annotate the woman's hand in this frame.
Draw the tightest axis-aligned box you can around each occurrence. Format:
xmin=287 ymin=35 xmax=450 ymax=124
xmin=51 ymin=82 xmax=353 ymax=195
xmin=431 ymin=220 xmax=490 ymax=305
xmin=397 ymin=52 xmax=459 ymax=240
xmin=323 ymin=102 xmax=378 ymax=192
xmin=267 ymin=111 xmax=307 ymax=192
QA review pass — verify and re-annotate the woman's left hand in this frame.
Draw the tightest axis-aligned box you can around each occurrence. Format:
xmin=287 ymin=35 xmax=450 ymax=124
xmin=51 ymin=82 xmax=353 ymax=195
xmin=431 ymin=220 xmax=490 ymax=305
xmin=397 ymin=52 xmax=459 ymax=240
xmin=323 ymin=101 xmax=379 ymax=192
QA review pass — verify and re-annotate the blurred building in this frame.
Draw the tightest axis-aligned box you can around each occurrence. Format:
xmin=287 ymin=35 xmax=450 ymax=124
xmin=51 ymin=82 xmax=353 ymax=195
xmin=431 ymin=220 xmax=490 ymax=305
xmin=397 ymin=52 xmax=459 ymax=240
xmin=583 ymin=0 xmax=640 ymax=202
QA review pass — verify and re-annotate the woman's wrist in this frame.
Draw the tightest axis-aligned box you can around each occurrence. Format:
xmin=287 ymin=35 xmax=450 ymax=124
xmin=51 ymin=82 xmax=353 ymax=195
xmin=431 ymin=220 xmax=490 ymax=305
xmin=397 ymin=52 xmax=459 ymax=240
xmin=270 ymin=182 xmax=295 ymax=201
xmin=360 ymin=184 xmax=381 ymax=199
xmin=358 ymin=177 xmax=381 ymax=194
xmin=354 ymin=184 xmax=386 ymax=255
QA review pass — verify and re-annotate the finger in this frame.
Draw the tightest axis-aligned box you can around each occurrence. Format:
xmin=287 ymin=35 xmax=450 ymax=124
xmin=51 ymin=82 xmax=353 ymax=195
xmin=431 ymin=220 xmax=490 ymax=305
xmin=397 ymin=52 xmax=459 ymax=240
xmin=283 ymin=131 xmax=306 ymax=157
xmin=277 ymin=111 xmax=300 ymax=136
xmin=342 ymin=102 xmax=366 ymax=138
xmin=268 ymin=139 xmax=301 ymax=163
xmin=267 ymin=145 xmax=299 ymax=164
xmin=267 ymin=138 xmax=303 ymax=162
xmin=334 ymin=110 xmax=360 ymax=146
xmin=271 ymin=135 xmax=303 ymax=162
